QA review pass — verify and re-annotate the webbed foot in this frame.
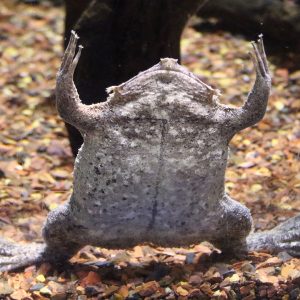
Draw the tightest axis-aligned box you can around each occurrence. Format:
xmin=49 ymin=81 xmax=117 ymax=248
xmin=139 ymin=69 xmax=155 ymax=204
xmin=0 ymin=238 xmax=78 ymax=272
xmin=0 ymin=238 xmax=46 ymax=272
xmin=249 ymin=34 xmax=271 ymax=83
xmin=247 ymin=214 xmax=300 ymax=256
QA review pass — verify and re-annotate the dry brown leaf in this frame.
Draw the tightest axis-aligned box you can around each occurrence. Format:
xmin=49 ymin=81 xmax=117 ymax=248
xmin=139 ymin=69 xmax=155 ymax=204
xmin=102 ymin=285 xmax=119 ymax=297
xmin=256 ymin=257 xmax=282 ymax=269
xmin=281 ymin=263 xmax=295 ymax=279
xmin=80 ymin=271 xmax=101 ymax=287
xmin=176 ymin=286 xmax=189 ymax=297
xmin=118 ymin=285 xmax=129 ymax=298
xmin=138 ymin=281 xmax=159 ymax=297
xmin=132 ymin=245 xmax=144 ymax=258
xmin=10 ymin=289 xmax=30 ymax=300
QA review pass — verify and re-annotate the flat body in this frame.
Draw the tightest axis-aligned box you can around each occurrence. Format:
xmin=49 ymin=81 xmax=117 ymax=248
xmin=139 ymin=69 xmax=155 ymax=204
xmin=69 ymin=66 xmax=251 ymax=247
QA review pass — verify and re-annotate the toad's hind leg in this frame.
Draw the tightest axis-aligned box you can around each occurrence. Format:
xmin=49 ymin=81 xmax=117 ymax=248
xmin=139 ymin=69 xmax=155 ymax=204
xmin=0 ymin=203 xmax=82 ymax=272
xmin=42 ymin=202 xmax=83 ymax=261
xmin=247 ymin=214 xmax=300 ymax=256
xmin=0 ymin=239 xmax=46 ymax=272
xmin=211 ymin=195 xmax=253 ymax=255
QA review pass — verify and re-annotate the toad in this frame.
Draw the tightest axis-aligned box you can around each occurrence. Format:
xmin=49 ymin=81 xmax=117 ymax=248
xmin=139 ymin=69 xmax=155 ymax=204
xmin=1 ymin=32 xmax=299 ymax=271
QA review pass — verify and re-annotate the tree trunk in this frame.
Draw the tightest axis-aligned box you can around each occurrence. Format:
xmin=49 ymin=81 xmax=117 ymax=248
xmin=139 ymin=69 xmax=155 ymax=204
xmin=64 ymin=0 xmax=202 ymax=156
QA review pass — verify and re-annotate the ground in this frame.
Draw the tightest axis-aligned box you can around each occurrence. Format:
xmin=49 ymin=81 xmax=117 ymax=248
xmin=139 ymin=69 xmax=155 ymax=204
xmin=0 ymin=1 xmax=300 ymax=299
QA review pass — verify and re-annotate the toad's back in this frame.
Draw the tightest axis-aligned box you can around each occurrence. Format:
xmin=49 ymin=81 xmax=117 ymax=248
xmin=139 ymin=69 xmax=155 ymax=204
xmin=72 ymin=116 xmax=228 ymax=246
xmin=69 ymin=61 xmax=230 ymax=246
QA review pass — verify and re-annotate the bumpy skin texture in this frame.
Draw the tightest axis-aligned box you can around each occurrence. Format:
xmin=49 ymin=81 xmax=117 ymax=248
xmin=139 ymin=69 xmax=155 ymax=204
xmin=54 ymin=32 xmax=257 ymax=250
xmin=1 ymin=32 xmax=300 ymax=272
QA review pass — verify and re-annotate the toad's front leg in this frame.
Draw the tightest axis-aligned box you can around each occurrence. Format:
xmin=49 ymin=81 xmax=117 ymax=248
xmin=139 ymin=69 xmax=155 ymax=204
xmin=222 ymin=35 xmax=271 ymax=134
xmin=56 ymin=30 xmax=105 ymax=133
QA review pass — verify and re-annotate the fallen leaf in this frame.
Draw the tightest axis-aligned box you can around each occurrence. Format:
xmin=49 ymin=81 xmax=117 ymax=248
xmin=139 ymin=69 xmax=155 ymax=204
xmin=40 ymin=286 xmax=52 ymax=296
xmin=250 ymin=183 xmax=263 ymax=192
xmin=176 ymin=286 xmax=189 ymax=296
xmin=0 ymin=280 xmax=14 ymax=295
xmin=256 ymin=257 xmax=282 ymax=269
xmin=281 ymin=263 xmax=295 ymax=279
xmin=229 ymin=274 xmax=240 ymax=283
xmin=118 ymin=285 xmax=129 ymax=298
xmin=132 ymin=245 xmax=144 ymax=258
xmin=102 ymin=285 xmax=119 ymax=297
xmin=80 ymin=271 xmax=101 ymax=287
xmin=10 ymin=289 xmax=30 ymax=300
xmin=254 ymin=167 xmax=272 ymax=177
xmin=138 ymin=281 xmax=159 ymax=297
xmin=36 ymin=274 xmax=46 ymax=283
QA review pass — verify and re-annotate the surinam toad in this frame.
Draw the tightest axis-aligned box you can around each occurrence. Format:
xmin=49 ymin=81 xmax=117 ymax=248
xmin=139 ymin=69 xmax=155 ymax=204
xmin=1 ymin=31 xmax=300 ymax=272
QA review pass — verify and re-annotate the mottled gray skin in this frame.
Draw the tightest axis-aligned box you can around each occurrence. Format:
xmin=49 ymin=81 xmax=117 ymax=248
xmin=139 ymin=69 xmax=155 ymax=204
xmin=1 ymin=32 xmax=300 ymax=272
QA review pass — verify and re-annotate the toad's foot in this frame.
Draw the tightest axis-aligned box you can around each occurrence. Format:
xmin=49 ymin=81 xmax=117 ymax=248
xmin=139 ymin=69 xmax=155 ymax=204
xmin=0 ymin=238 xmax=46 ymax=272
xmin=0 ymin=238 xmax=77 ymax=272
xmin=247 ymin=214 xmax=300 ymax=256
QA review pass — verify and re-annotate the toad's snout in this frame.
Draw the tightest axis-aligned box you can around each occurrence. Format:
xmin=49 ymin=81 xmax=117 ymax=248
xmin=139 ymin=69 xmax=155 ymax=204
xmin=159 ymin=58 xmax=179 ymax=70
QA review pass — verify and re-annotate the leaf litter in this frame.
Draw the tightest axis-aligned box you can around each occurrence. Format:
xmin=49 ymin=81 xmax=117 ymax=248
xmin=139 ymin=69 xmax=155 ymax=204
xmin=0 ymin=1 xmax=299 ymax=299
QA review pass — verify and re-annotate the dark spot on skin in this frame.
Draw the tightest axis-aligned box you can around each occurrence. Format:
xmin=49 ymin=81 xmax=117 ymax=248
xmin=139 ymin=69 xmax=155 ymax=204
xmin=74 ymin=224 xmax=87 ymax=230
xmin=94 ymin=166 xmax=101 ymax=175
xmin=106 ymin=180 xmax=111 ymax=186
xmin=103 ymin=208 xmax=107 ymax=213
xmin=181 ymin=221 xmax=186 ymax=226
xmin=101 ymin=189 xmax=105 ymax=194
xmin=122 ymin=197 xmax=127 ymax=201
xmin=112 ymin=178 xmax=117 ymax=183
